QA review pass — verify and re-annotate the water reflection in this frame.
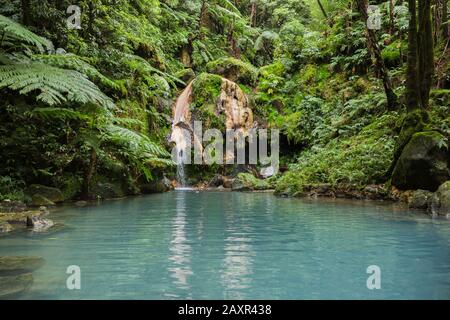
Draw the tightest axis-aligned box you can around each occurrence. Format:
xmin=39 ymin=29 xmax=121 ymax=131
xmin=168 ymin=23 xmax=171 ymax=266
xmin=221 ymin=195 xmax=255 ymax=299
xmin=168 ymin=191 xmax=193 ymax=292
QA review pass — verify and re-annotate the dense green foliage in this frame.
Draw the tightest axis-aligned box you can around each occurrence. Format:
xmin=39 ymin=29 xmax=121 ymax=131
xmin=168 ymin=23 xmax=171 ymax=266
xmin=0 ymin=0 xmax=448 ymax=201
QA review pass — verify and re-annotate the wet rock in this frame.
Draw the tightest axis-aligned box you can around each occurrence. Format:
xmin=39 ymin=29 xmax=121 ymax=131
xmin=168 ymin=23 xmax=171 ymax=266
xmin=75 ymin=200 xmax=87 ymax=207
xmin=0 ymin=273 xmax=33 ymax=299
xmin=208 ymin=175 xmax=234 ymax=189
xmin=26 ymin=184 xmax=64 ymax=204
xmin=0 ymin=222 xmax=12 ymax=234
xmin=31 ymin=194 xmax=55 ymax=207
xmin=0 ymin=200 xmax=27 ymax=213
xmin=222 ymin=177 xmax=234 ymax=189
xmin=141 ymin=177 xmax=174 ymax=193
xmin=362 ymin=184 xmax=388 ymax=200
xmin=209 ymin=175 xmax=225 ymax=187
xmin=27 ymin=216 xmax=54 ymax=232
xmin=0 ymin=209 xmax=45 ymax=225
xmin=430 ymin=181 xmax=450 ymax=216
xmin=392 ymin=131 xmax=449 ymax=191
xmin=0 ymin=256 xmax=44 ymax=275
xmin=38 ymin=206 xmax=50 ymax=215
xmin=91 ymin=182 xmax=124 ymax=199
xmin=408 ymin=190 xmax=433 ymax=209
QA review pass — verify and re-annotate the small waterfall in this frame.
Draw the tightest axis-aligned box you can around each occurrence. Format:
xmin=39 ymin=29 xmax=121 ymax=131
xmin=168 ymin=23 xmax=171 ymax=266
xmin=171 ymin=82 xmax=193 ymax=187
xmin=172 ymin=126 xmax=188 ymax=187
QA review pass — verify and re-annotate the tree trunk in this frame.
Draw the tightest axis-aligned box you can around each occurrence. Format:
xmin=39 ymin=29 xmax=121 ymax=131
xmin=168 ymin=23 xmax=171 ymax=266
xmin=250 ymin=1 xmax=257 ymax=27
xmin=442 ymin=0 xmax=449 ymax=40
xmin=406 ymin=0 xmax=420 ymax=111
xmin=317 ymin=0 xmax=328 ymax=19
xmin=21 ymin=0 xmax=31 ymax=25
xmin=418 ymin=0 xmax=434 ymax=109
xmin=356 ymin=0 xmax=398 ymax=110
xmin=82 ymin=148 xmax=97 ymax=199
xmin=389 ymin=0 xmax=395 ymax=35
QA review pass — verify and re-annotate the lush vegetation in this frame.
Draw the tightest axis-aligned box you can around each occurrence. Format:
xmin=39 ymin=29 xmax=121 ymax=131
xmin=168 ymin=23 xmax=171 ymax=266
xmin=0 ymin=0 xmax=448 ymax=202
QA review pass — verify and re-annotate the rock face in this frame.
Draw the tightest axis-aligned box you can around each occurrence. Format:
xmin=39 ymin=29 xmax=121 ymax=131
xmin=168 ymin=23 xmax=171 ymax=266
xmin=392 ymin=131 xmax=449 ymax=191
xmin=408 ymin=189 xmax=433 ymax=209
xmin=26 ymin=184 xmax=64 ymax=204
xmin=170 ymin=73 xmax=255 ymax=170
xmin=430 ymin=181 xmax=450 ymax=216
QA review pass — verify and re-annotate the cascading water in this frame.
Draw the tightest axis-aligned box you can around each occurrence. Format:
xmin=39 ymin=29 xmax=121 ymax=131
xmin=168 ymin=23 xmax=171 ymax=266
xmin=172 ymin=126 xmax=188 ymax=187
xmin=171 ymin=82 xmax=193 ymax=188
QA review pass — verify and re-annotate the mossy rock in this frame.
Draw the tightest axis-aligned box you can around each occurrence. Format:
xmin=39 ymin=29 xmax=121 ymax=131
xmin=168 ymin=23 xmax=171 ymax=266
xmin=31 ymin=194 xmax=55 ymax=206
xmin=191 ymin=73 xmax=227 ymax=131
xmin=408 ymin=189 xmax=433 ymax=209
xmin=206 ymin=57 xmax=258 ymax=86
xmin=232 ymin=173 xmax=272 ymax=191
xmin=26 ymin=184 xmax=64 ymax=204
xmin=392 ymin=131 xmax=449 ymax=191
xmin=0 ymin=273 xmax=33 ymax=299
xmin=0 ymin=256 xmax=45 ymax=275
xmin=175 ymin=68 xmax=196 ymax=85
xmin=431 ymin=181 xmax=450 ymax=216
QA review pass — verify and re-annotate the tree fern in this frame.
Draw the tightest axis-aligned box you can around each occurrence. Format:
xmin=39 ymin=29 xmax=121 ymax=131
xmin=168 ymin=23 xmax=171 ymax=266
xmin=0 ymin=63 xmax=114 ymax=108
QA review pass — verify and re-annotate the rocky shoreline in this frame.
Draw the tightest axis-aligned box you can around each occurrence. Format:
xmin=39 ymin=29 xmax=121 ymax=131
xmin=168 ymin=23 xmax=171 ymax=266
xmin=2 ymin=177 xmax=449 ymax=236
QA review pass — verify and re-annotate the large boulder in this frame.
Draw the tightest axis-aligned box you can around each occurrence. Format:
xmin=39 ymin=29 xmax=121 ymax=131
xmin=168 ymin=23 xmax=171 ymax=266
xmin=430 ymin=181 xmax=450 ymax=216
xmin=392 ymin=131 xmax=449 ymax=191
xmin=26 ymin=184 xmax=64 ymax=204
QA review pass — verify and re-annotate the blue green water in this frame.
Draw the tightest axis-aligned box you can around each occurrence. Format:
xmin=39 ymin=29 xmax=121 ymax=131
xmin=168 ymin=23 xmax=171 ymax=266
xmin=1 ymin=191 xmax=450 ymax=299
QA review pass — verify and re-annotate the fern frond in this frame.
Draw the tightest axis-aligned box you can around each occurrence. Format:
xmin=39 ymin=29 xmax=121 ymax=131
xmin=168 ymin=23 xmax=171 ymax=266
xmin=0 ymin=14 xmax=53 ymax=52
xmin=31 ymin=107 xmax=89 ymax=121
xmin=32 ymin=54 xmax=120 ymax=91
xmin=0 ymin=63 xmax=114 ymax=108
